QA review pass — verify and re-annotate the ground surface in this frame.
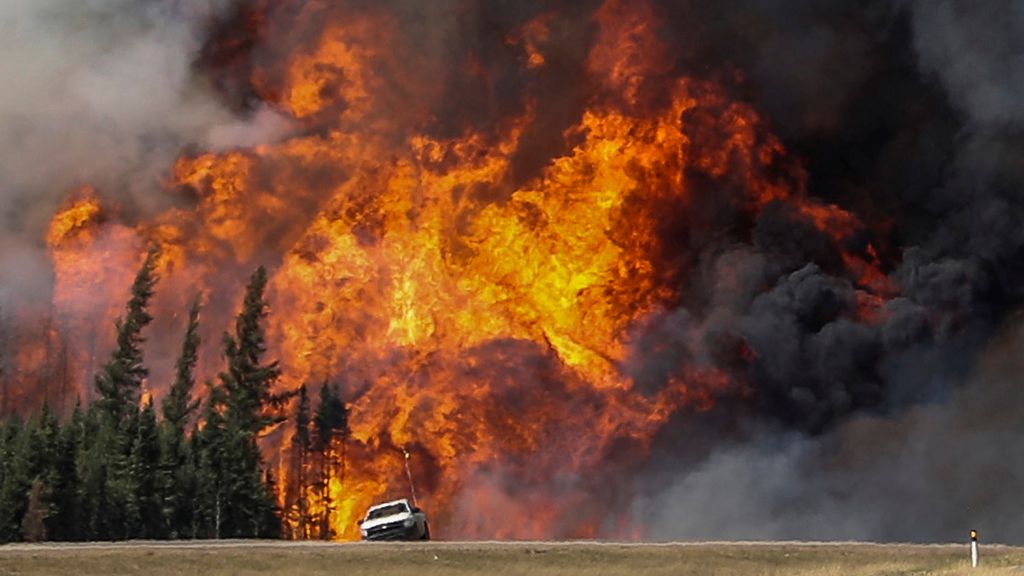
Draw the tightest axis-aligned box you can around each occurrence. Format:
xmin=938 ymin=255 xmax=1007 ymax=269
xmin=1 ymin=540 xmax=1021 ymax=575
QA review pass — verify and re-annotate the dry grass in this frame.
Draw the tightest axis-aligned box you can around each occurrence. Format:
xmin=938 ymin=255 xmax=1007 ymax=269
xmin=1 ymin=541 xmax=1021 ymax=575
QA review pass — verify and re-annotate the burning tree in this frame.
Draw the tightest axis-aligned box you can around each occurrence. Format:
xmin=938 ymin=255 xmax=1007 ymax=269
xmin=311 ymin=382 xmax=349 ymax=539
xmin=284 ymin=383 xmax=311 ymax=539
xmin=281 ymin=381 xmax=350 ymax=540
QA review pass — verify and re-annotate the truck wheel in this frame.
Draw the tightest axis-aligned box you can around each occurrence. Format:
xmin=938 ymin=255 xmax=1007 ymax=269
xmin=422 ymin=523 xmax=431 ymax=541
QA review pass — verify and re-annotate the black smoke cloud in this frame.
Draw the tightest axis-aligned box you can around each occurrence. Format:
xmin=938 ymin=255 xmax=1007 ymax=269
xmin=622 ymin=0 xmax=1024 ymax=542
xmin=636 ymin=316 xmax=1024 ymax=542
xmin=606 ymin=0 xmax=1023 ymax=426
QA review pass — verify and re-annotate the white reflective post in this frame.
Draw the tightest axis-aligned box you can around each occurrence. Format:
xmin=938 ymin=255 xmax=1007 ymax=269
xmin=970 ymin=529 xmax=979 ymax=568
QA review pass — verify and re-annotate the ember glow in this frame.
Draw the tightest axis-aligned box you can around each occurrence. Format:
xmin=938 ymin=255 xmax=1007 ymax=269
xmin=13 ymin=0 xmax=903 ymax=540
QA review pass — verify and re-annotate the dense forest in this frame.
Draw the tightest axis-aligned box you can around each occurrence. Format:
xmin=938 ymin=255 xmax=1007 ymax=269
xmin=0 ymin=251 xmax=350 ymax=542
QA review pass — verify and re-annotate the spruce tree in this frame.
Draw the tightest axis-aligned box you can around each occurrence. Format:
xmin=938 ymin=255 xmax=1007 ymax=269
xmin=0 ymin=417 xmax=12 ymax=541
xmin=49 ymin=399 xmax=84 ymax=541
xmin=88 ymin=248 xmax=160 ymax=539
xmin=163 ymin=296 xmax=202 ymax=429
xmin=194 ymin=382 xmax=228 ymax=539
xmin=103 ymin=408 xmax=137 ymax=539
xmin=0 ymin=415 xmax=26 ymax=542
xmin=312 ymin=382 xmax=349 ymax=539
xmin=94 ymin=248 xmax=159 ymax=426
xmin=75 ymin=403 xmax=111 ymax=540
xmin=33 ymin=403 xmax=67 ymax=540
xmin=0 ymin=407 xmax=64 ymax=543
xmin=160 ymin=296 xmax=202 ymax=538
xmin=201 ymin=266 xmax=287 ymax=538
xmin=220 ymin=266 xmax=287 ymax=437
xmin=129 ymin=399 xmax=162 ymax=538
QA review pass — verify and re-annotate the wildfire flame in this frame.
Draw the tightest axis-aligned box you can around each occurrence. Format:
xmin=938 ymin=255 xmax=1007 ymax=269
xmin=33 ymin=0 xmax=892 ymax=539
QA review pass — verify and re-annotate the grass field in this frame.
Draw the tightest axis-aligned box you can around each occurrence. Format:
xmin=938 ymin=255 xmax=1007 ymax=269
xmin=1 ymin=541 xmax=1021 ymax=575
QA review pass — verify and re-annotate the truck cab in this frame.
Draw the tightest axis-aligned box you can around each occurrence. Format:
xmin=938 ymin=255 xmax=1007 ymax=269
xmin=358 ymin=498 xmax=430 ymax=541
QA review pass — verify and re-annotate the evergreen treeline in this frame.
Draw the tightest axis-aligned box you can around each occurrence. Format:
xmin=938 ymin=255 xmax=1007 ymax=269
xmin=0 ymin=254 xmax=349 ymax=542
xmin=282 ymin=381 xmax=349 ymax=540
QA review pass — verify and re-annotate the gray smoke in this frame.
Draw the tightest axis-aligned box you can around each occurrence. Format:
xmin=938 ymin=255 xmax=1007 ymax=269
xmin=904 ymin=0 xmax=1024 ymax=130
xmin=629 ymin=0 xmax=1024 ymax=543
xmin=638 ymin=315 xmax=1024 ymax=543
xmin=0 ymin=0 xmax=290 ymax=303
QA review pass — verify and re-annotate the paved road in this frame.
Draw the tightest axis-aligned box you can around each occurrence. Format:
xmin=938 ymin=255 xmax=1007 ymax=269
xmin=0 ymin=539 xmax=983 ymax=552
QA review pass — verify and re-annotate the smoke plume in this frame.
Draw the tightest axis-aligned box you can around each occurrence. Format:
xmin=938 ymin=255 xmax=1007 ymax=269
xmin=4 ymin=0 xmax=1024 ymax=542
xmin=0 ymin=0 xmax=289 ymax=302
xmin=628 ymin=0 xmax=1024 ymax=543
xmin=638 ymin=315 xmax=1024 ymax=542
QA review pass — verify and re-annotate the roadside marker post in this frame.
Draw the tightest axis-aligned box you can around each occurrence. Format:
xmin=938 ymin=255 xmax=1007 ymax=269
xmin=970 ymin=529 xmax=979 ymax=568
xmin=403 ymin=446 xmax=419 ymax=507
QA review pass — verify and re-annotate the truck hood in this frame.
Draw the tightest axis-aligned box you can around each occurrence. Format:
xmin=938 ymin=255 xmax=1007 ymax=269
xmin=361 ymin=512 xmax=412 ymax=531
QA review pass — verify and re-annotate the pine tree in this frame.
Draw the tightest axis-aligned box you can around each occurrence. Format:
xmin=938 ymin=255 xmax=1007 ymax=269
xmin=48 ymin=399 xmax=84 ymax=540
xmin=220 ymin=266 xmax=287 ymax=437
xmin=218 ymin=267 xmax=286 ymax=537
xmin=312 ymin=382 xmax=349 ymax=539
xmin=87 ymin=248 xmax=160 ymax=539
xmin=261 ymin=469 xmax=283 ymax=538
xmin=194 ymin=382 xmax=228 ymax=539
xmin=197 ymin=266 xmax=287 ymax=539
xmin=0 ymin=405 xmax=66 ymax=543
xmin=286 ymin=384 xmax=311 ymax=538
xmin=94 ymin=248 xmax=159 ymax=426
xmin=104 ymin=408 xmax=138 ymax=539
xmin=160 ymin=296 xmax=202 ymax=538
xmin=129 ymin=399 xmax=163 ymax=538
xmin=33 ymin=403 xmax=72 ymax=541
xmin=0 ymin=415 xmax=26 ymax=542
xmin=163 ymin=296 xmax=202 ymax=430
xmin=77 ymin=391 xmax=135 ymax=540
xmin=75 ymin=403 xmax=110 ymax=540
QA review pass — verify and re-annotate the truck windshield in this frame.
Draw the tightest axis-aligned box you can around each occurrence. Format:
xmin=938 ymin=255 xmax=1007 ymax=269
xmin=366 ymin=503 xmax=408 ymax=520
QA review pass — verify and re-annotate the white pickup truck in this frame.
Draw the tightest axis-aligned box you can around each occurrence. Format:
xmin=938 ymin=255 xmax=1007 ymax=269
xmin=358 ymin=499 xmax=431 ymax=541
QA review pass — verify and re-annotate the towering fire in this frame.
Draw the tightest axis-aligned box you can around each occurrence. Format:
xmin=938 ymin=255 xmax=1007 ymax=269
xmin=9 ymin=0 xmax=903 ymax=541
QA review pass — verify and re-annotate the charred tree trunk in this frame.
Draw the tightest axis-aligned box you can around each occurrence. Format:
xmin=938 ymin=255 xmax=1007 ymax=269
xmin=286 ymin=439 xmax=309 ymax=539
xmin=339 ymin=437 xmax=345 ymax=500
xmin=298 ymin=448 xmax=308 ymax=539
xmin=319 ymin=443 xmax=332 ymax=540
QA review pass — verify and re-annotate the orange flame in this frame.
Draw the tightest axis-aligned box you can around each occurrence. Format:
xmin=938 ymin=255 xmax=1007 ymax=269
xmin=30 ymin=0 xmax=894 ymax=540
